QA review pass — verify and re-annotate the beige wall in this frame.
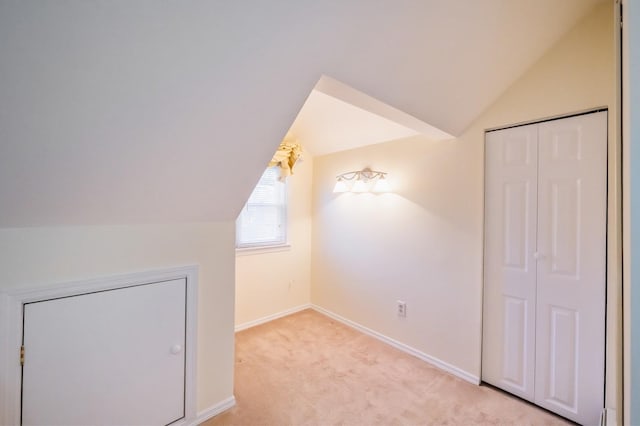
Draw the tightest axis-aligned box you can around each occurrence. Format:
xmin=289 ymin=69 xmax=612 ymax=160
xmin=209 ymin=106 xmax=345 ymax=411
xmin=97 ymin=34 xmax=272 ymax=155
xmin=235 ymin=154 xmax=313 ymax=327
xmin=311 ymin=0 xmax=616 ymax=399
xmin=311 ymin=137 xmax=482 ymax=376
xmin=0 ymin=222 xmax=235 ymax=414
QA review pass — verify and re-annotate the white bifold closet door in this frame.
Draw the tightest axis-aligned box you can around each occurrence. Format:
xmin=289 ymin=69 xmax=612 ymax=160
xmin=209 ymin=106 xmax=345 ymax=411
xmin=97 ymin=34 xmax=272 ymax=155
xmin=21 ymin=279 xmax=187 ymax=426
xmin=482 ymin=111 xmax=607 ymax=425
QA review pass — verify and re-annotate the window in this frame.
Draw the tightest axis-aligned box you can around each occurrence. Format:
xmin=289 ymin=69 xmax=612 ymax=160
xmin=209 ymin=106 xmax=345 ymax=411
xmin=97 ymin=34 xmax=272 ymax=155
xmin=236 ymin=166 xmax=288 ymax=248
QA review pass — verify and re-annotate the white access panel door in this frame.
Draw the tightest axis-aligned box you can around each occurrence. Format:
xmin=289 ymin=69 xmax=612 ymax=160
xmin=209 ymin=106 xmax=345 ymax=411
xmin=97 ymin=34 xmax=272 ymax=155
xmin=21 ymin=278 xmax=187 ymax=426
xmin=534 ymin=112 xmax=606 ymax=425
xmin=482 ymin=123 xmax=539 ymax=401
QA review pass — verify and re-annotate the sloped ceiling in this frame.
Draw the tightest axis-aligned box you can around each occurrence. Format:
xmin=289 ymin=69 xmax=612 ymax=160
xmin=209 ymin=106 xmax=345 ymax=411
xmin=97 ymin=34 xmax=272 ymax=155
xmin=289 ymin=90 xmax=420 ymax=157
xmin=0 ymin=0 xmax=604 ymax=226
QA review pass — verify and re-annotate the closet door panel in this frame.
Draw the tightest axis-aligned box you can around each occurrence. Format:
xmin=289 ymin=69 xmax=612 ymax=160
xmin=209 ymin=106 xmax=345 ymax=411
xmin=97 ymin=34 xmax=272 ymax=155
xmin=482 ymin=124 xmax=538 ymax=401
xmin=535 ymin=111 xmax=607 ymax=425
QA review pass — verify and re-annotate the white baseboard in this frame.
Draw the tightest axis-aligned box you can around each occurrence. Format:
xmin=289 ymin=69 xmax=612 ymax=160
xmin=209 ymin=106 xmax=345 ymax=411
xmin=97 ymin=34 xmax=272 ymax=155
xmin=235 ymin=303 xmax=311 ymax=332
xmin=311 ymin=304 xmax=480 ymax=385
xmin=190 ymin=396 xmax=236 ymax=425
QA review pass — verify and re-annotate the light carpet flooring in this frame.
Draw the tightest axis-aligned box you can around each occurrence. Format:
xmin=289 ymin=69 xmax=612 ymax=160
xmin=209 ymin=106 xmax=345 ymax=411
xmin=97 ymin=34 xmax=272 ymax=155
xmin=203 ymin=309 xmax=570 ymax=426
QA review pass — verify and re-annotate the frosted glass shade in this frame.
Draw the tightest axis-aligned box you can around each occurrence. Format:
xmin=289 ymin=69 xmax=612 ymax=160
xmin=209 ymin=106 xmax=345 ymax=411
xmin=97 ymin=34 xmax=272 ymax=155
xmin=333 ymin=179 xmax=349 ymax=193
xmin=372 ymin=176 xmax=391 ymax=193
xmin=351 ymin=179 xmax=369 ymax=193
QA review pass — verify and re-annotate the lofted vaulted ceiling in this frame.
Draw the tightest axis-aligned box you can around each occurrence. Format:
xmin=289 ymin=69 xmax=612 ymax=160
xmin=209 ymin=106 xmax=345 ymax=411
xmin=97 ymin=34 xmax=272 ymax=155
xmin=0 ymin=0 xmax=605 ymax=226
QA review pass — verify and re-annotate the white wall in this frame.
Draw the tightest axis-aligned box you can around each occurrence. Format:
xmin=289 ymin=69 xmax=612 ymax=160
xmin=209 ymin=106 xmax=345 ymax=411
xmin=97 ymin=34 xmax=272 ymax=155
xmin=0 ymin=1 xmax=602 ymax=230
xmin=311 ymin=0 xmax=617 ymax=395
xmin=235 ymin=154 xmax=313 ymax=327
xmin=0 ymin=222 xmax=235 ymax=416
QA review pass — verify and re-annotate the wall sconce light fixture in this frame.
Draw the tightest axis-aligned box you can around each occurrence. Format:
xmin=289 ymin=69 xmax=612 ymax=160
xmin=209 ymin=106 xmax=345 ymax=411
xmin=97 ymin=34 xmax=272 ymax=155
xmin=333 ymin=168 xmax=390 ymax=193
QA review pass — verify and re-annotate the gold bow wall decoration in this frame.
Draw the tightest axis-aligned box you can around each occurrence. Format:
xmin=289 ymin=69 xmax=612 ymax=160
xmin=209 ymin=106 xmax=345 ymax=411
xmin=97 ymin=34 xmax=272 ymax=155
xmin=269 ymin=137 xmax=303 ymax=181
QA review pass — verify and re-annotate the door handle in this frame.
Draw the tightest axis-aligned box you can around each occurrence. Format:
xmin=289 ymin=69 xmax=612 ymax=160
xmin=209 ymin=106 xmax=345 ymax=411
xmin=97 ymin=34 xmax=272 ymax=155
xmin=170 ymin=344 xmax=183 ymax=355
xmin=533 ymin=252 xmax=545 ymax=260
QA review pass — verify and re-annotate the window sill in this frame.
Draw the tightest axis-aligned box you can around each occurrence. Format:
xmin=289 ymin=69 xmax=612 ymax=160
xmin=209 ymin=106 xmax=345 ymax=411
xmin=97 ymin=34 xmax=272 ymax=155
xmin=236 ymin=244 xmax=291 ymax=256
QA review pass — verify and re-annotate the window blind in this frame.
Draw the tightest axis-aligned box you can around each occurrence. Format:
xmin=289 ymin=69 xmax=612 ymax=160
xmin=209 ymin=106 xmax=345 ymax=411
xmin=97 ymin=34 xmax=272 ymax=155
xmin=236 ymin=167 xmax=287 ymax=248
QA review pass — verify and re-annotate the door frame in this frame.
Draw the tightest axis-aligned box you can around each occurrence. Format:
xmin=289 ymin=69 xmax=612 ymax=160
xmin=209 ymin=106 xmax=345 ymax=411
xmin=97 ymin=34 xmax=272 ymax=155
xmin=480 ymin=107 xmax=612 ymax=416
xmin=0 ymin=265 xmax=199 ymax=426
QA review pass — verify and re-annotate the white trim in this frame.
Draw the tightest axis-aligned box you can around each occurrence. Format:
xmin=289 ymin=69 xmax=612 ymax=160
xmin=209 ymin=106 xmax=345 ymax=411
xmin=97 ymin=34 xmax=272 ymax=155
xmin=189 ymin=396 xmax=236 ymax=425
xmin=485 ymin=106 xmax=608 ymax=133
xmin=600 ymin=408 xmax=617 ymax=426
xmin=235 ymin=304 xmax=311 ymax=332
xmin=311 ymin=304 xmax=480 ymax=385
xmin=0 ymin=292 xmax=19 ymax=426
xmin=0 ymin=265 xmax=199 ymax=426
xmin=235 ymin=243 xmax=291 ymax=256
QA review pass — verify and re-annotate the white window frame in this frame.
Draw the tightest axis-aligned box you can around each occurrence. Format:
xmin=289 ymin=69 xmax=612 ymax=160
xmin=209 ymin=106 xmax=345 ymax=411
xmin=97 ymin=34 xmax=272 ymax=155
xmin=236 ymin=166 xmax=289 ymax=250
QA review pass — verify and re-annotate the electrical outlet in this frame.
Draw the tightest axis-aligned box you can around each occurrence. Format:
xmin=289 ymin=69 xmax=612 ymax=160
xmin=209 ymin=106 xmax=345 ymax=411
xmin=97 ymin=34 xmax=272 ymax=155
xmin=397 ymin=300 xmax=407 ymax=317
